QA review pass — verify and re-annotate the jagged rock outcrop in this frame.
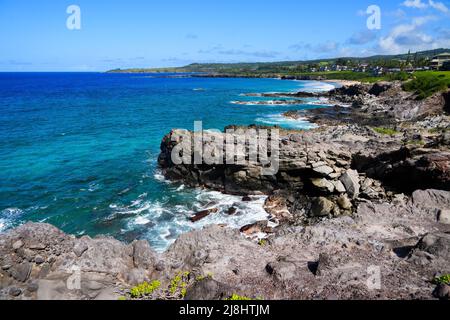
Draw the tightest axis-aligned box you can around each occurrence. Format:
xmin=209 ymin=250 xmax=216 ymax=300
xmin=2 ymin=81 xmax=450 ymax=301
xmin=282 ymin=84 xmax=450 ymax=126
xmin=158 ymin=121 xmax=450 ymax=225
xmin=1 ymin=187 xmax=450 ymax=300
xmin=0 ymin=223 xmax=158 ymax=300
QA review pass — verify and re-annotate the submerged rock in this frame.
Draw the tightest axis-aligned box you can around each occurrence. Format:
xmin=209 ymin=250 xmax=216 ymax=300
xmin=189 ymin=208 xmax=218 ymax=222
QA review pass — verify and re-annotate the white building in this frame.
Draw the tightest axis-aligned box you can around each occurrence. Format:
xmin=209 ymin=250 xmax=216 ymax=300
xmin=430 ymin=52 xmax=450 ymax=70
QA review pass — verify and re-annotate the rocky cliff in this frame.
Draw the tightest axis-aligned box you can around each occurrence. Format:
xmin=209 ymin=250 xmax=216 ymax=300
xmin=1 ymin=82 xmax=450 ymax=300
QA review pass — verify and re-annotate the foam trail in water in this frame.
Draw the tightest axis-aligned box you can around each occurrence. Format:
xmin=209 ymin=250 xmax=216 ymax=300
xmin=256 ymin=113 xmax=318 ymax=130
xmin=0 ymin=219 xmax=6 ymax=232
xmin=0 ymin=208 xmax=24 ymax=233
xmin=298 ymin=81 xmax=335 ymax=92
xmin=116 ymin=185 xmax=269 ymax=252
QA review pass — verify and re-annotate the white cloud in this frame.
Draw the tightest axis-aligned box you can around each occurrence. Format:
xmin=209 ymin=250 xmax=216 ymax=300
xmin=378 ymin=15 xmax=439 ymax=53
xmin=356 ymin=9 xmax=367 ymax=16
xmin=198 ymin=46 xmax=280 ymax=59
xmin=290 ymin=41 xmax=340 ymax=54
xmin=429 ymin=0 xmax=449 ymax=13
xmin=347 ymin=30 xmax=378 ymax=45
xmin=402 ymin=0 xmax=449 ymax=13
xmin=402 ymin=0 xmax=428 ymax=8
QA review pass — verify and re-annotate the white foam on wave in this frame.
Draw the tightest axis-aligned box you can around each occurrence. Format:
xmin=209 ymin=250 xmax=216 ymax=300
xmin=1 ymin=208 xmax=24 ymax=217
xmin=0 ymin=219 xmax=6 ymax=232
xmin=187 ymin=191 xmax=268 ymax=229
xmin=298 ymin=81 xmax=335 ymax=93
xmin=230 ymin=100 xmax=305 ymax=106
xmin=0 ymin=208 xmax=24 ymax=233
xmin=256 ymin=113 xmax=318 ymax=130
xmin=134 ymin=216 xmax=151 ymax=225
xmin=115 ymin=183 xmax=270 ymax=252
xmin=88 ymin=182 xmax=101 ymax=192
xmin=154 ymin=172 xmax=169 ymax=183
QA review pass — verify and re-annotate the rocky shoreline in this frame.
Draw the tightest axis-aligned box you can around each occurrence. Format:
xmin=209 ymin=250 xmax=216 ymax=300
xmin=1 ymin=81 xmax=450 ymax=300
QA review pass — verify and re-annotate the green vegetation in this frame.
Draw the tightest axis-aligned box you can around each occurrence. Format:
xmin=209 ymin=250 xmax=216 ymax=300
xmin=107 ymin=49 xmax=449 ymax=75
xmin=288 ymin=71 xmax=387 ymax=83
xmin=130 ymin=280 xmax=161 ymax=298
xmin=224 ymin=294 xmax=264 ymax=300
xmin=406 ymin=140 xmax=425 ymax=147
xmin=107 ymin=50 xmax=450 ymax=99
xmin=108 ymin=67 xmax=189 ymax=73
xmin=403 ymin=71 xmax=450 ymax=99
xmin=258 ymin=239 xmax=267 ymax=246
xmin=387 ymin=71 xmax=411 ymax=81
xmin=373 ymin=127 xmax=399 ymax=136
xmin=118 ymin=296 xmax=127 ymax=301
xmin=225 ymin=294 xmax=253 ymax=301
xmin=433 ymin=274 xmax=450 ymax=285
xmin=429 ymin=127 xmax=448 ymax=134
xmin=170 ymin=271 xmax=190 ymax=298
xmin=195 ymin=273 xmax=213 ymax=282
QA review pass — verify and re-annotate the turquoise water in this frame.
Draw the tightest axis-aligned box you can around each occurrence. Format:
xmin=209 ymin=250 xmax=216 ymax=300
xmin=0 ymin=73 xmax=332 ymax=251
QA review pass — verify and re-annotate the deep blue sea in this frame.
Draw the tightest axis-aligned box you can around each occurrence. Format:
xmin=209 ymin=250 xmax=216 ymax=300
xmin=0 ymin=72 xmax=333 ymax=251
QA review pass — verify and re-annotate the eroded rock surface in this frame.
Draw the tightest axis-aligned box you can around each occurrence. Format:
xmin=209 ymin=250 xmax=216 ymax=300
xmin=2 ymin=82 xmax=450 ymax=300
xmin=1 ymin=189 xmax=449 ymax=300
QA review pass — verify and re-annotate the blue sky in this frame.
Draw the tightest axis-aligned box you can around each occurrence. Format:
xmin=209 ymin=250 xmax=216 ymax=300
xmin=0 ymin=0 xmax=449 ymax=71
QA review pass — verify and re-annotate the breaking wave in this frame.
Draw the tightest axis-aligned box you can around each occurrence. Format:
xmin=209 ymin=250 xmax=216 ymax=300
xmin=256 ymin=113 xmax=318 ymax=130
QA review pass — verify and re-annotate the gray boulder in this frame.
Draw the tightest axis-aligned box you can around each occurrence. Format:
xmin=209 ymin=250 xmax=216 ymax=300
xmin=412 ymin=189 xmax=450 ymax=211
xmin=339 ymin=169 xmax=360 ymax=199
xmin=310 ymin=197 xmax=335 ymax=217
xmin=414 ymin=232 xmax=450 ymax=260
xmin=184 ymin=278 xmax=233 ymax=300
xmin=132 ymin=240 xmax=157 ymax=271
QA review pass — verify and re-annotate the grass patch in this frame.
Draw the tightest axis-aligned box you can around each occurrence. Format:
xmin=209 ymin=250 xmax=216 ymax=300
xmin=428 ymin=127 xmax=449 ymax=134
xmin=373 ymin=127 xmax=399 ymax=136
xmin=287 ymin=71 xmax=388 ymax=83
xmin=406 ymin=140 xmax=425 ymax=147
xmin=403 ymin=71 xmax=450 ymax=99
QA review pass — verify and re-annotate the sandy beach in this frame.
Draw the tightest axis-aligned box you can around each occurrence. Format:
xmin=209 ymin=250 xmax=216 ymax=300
xmin=322 ymin=79 xmax=362 ymax=86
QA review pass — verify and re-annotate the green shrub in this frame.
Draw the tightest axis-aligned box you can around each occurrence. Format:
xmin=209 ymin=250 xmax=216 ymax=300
xmin=130 ymin=280 xmax=161 ymax=298
xmin=258 ymin=239 xmax=267 ymax=246
xmin=406 ymin=139 xmax=425 ymax=146
xmin=403 ymin=71 xmax=450 ymax=99
xmin=388 ymin=72 xmax=411 ymax=81
xmin=433 ymin=274 xmax=450 ymax=285
xmin=196 ymin=273 xmax=213 ymax=282
xmin=225 ymin=294 xmax=253 ymax=301
xmin=170 ymin=271 xmax=190 ymax=298
xmin=373 ymin=127 xmax=399 ymax=136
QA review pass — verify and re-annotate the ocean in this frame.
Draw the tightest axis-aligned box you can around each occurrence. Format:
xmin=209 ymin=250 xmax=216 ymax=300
xmin=0 ymin=72 xmax=333 ymax=251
